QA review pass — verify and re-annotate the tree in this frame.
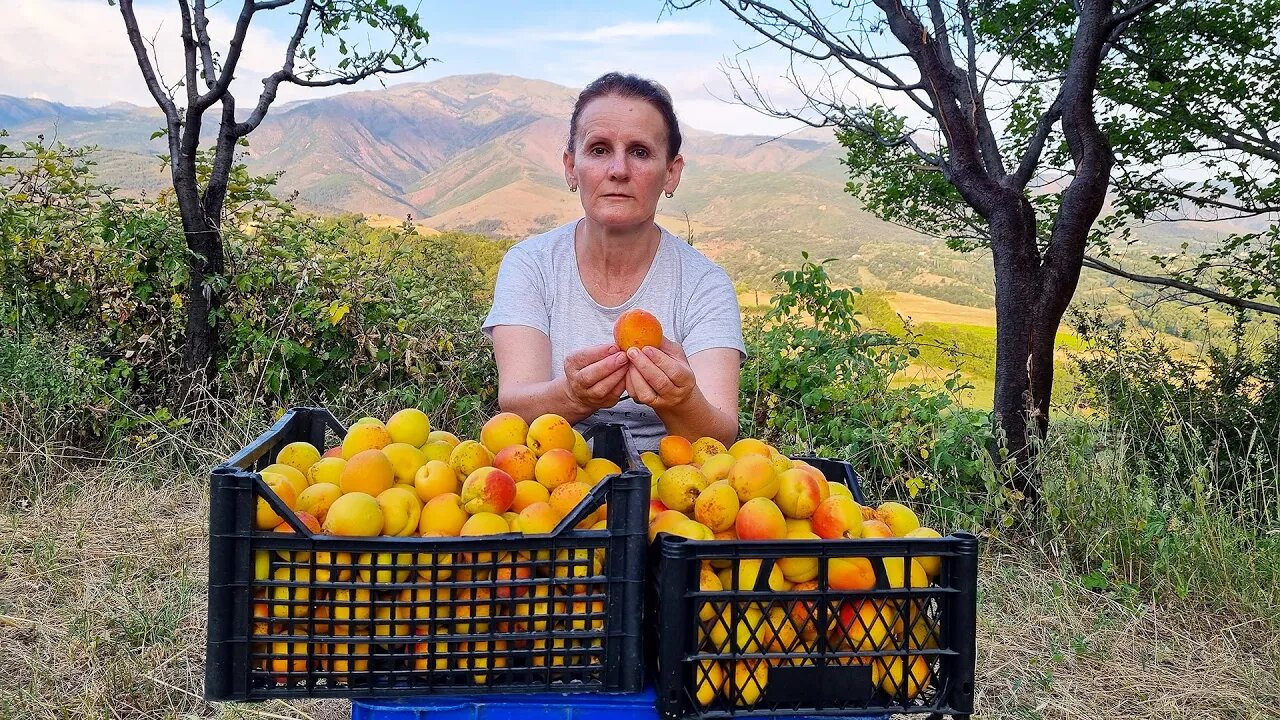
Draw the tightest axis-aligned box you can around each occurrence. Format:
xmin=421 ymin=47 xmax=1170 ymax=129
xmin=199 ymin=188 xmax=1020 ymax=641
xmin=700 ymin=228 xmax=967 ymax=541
xmin=114 ymin=0 xmax=432 ymax=381
xmin=670 ymin=0 xmax=1280 ymax=499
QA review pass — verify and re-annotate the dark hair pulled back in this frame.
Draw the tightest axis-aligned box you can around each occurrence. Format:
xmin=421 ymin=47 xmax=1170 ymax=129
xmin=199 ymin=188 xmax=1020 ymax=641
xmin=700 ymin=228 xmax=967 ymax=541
xmin=567 ymin=72 xmax=682 ymax=160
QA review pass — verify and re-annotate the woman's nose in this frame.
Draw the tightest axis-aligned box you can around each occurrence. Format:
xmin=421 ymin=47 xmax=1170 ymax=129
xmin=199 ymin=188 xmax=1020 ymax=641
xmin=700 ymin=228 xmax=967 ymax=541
xmin=608 ymin=154 xmax=628 ymax=180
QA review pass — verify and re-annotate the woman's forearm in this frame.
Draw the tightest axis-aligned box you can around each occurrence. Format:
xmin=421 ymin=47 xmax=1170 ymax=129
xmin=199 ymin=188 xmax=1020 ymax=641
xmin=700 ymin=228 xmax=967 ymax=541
xmin=654 ymin=388 xmax=739 ymax=446
xmin=498 ymin=376 xmax=596 ymax=426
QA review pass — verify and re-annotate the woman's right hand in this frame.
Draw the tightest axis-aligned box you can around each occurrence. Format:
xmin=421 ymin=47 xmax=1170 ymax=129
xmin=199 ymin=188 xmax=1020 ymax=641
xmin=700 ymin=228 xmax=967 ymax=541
xmin=562 ymin=343 xmax=629 ymax=414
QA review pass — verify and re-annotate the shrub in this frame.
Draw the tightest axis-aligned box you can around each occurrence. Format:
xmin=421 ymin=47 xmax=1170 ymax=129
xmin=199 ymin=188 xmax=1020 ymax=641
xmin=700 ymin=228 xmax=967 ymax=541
xmin=741 ymin=253 xmax=994 ymax=497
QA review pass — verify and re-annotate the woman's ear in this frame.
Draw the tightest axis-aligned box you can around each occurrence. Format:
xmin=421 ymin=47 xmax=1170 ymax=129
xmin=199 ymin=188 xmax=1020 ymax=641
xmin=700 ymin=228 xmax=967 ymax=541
xmin=664 ymin=153 xmax=685 ymax=195
xmin=563 ymin=149 xmax=576 ymax=189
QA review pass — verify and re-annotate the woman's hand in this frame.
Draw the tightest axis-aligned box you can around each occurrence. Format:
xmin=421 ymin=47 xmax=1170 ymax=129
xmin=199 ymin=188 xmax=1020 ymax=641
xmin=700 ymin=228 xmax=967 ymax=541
xmin=624 ymin=338 xmax=697 ymax=411
xmin=563 ymin=343 xmax=629 ymax=414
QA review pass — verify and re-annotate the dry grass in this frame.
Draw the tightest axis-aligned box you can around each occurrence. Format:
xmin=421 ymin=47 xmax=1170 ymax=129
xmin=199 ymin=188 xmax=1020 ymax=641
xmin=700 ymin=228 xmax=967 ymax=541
xmin=976 ymin=547 xmax=1280 ymax=719
xmin=2 ymin=416 xmax=1278 ymax=719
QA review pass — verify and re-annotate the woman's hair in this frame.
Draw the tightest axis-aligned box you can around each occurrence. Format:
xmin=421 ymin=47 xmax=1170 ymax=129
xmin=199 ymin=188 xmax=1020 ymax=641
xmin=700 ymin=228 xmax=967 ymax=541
xmin=567 ymin=72 xmax=682 ymax=160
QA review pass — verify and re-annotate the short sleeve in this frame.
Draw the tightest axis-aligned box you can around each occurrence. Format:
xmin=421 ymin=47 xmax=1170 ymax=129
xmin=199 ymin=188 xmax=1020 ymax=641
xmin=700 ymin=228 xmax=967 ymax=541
xmin=483 ymin=246 xmax=549 ymax=338
xmin=681 ymin=268 xmax=746 ymax=359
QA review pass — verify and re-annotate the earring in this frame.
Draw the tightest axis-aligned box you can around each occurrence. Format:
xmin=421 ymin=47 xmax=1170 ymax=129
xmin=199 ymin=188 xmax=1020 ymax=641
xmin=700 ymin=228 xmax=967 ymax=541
xmin=664 ymin=190 xmax=674 ymax=198
xmin=569 ymin=184 xmax=578 ymax=192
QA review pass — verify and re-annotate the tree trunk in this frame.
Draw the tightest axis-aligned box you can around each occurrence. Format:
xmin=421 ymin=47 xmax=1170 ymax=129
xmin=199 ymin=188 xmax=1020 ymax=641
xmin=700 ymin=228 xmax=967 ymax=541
xmin=989 ymin=200 xmax=1052 ymax=503
xmin=181 ymin=211 xmax=224 ymax=380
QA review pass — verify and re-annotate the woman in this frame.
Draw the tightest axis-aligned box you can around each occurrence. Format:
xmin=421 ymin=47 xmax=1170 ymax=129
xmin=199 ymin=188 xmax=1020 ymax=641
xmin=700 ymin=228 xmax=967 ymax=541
xmin=483 ymin=72 xmax=744 ymax=452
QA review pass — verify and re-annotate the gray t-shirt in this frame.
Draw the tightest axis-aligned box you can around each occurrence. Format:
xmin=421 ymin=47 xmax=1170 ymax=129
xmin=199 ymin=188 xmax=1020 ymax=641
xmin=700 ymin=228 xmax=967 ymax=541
xmin=483 ymin=220 xmax=745 ymax=452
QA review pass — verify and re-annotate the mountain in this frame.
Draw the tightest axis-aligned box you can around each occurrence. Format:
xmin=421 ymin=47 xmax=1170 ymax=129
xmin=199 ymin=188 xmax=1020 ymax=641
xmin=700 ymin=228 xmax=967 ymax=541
xmin=0 ymin=73 xmax=1238 ymax=313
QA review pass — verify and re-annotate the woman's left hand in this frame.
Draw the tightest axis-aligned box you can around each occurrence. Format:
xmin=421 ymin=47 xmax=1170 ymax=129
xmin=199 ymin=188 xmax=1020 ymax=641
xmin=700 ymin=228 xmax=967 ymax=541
xmin=624 ymin=338 xmax=697 ymax=411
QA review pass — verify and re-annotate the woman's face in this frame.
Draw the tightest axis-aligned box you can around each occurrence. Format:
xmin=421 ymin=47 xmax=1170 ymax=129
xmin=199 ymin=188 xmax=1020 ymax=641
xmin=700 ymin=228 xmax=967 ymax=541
xmin=564 ymin=94 xmax=684 ymax=231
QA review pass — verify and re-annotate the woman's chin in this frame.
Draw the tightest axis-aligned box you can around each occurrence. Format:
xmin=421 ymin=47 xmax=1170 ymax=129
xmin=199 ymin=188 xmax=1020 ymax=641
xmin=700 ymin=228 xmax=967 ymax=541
xmin=585 ymin=208 xmax=655 ymax=230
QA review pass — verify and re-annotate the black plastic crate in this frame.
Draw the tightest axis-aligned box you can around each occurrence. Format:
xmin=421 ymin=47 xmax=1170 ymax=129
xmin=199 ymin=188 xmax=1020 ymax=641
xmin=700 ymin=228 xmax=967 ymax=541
xmin=650 ymin=458 xmax=978 ymax=719
xmin=205 ymin=407 xmax=650 ymax=701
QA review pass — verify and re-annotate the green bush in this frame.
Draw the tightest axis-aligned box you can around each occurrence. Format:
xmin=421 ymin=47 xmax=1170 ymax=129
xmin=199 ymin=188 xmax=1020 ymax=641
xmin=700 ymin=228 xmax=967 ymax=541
xmin=740 ymin=253 xmax=995 ymax=497
xmin=1070 ymin=308 xmax=1280 ymax=520
xmin=0 ymin=136 xmax=500 ymax=437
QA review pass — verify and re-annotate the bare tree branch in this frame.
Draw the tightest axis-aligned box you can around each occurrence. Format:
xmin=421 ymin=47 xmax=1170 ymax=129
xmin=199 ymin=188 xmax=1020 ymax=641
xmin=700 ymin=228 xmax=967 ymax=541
xmin=1083 ymin=255 xmax=1280 ymax=315
xmin=193 ymin=0 xmax=219 ymax=89
xmin=197 ymin=0 xmax=257 ymax=109
xmin=177 ymin=0 xmax=200 ymax=107
xmin=117 ymin=1 xmax=180 ymax=124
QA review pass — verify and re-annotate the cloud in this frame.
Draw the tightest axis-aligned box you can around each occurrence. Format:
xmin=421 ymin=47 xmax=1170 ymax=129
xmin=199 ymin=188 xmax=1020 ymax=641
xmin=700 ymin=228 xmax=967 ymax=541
xmin=0 ymin=0 xmax=315 ymax=108
xmin=449 ymin=20 xmax=715 ymax=49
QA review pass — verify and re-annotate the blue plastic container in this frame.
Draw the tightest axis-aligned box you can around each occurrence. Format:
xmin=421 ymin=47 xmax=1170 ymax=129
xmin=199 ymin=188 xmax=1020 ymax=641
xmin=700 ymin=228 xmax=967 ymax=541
xmin=351 ymin=688 xmax=662 ymax=720
xmin=351 ymin=688 xmax=891 ymax=720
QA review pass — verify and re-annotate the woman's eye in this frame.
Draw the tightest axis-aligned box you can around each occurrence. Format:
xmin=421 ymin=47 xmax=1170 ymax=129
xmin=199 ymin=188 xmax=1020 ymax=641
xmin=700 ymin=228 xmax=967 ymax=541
xmin=631 ymin=148 xmax=649 ymax=158
xmin=590 ymin=146 xmax=607 ymax=155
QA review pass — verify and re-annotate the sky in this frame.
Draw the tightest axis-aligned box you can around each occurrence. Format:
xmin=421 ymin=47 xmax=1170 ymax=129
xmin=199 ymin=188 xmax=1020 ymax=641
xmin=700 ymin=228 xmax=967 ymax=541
xmin=0 ymin=0 xmax=845 ymax=136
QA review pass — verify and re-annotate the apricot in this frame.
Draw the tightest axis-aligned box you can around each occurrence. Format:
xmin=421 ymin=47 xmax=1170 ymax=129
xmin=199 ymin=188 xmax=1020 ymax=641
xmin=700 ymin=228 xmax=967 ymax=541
xmin=296 ymin=484 xmax=342 ymax=524
xmin=837 ymin=599 xmax=899 ymax=652
xmin=695 ymin=659 xmax=726 ymax=707
xmin=356 ymin=550 xmax=413 ymax=583
xmin=729 ymin=454 xmax=779 ymax=502
xmin=386 ymin=408 xmax=432 ymax=447
xmin=877 ymin=501 xmax=921 ymax=536
xmin=656 ymin=465 xmax=709 ymax=513
xmin=730 ymin=659 xmax=769 ymax=706
xmin=339 ymin=449 xmax=395 ymax=496
xmin=775 ymin=468 xmax=824 ymax=519
xmin=511 ymin=480 xmax=551 ymax=512
xmin=827 ymin=480 xmax=855 ymax=500
xmin=526 ymin=413 xmax=576 ymax=456
xmin=648 ymin=497 xmax=669 ymax=523
xmin=275 ymin=441 xmax=321 ymax=476
xmin=700 ymin=452 xmax=735 ymax=483
xmin=583 ymin=457 xmax=622 ymax=486
xmin=413 ymin=459 xmax=458 ymax=502
xmin=874 ymin=655 xmax=932 ymax=700
xmin=382 ymin=442 xmax=426 ymax=485
xmin=449 ymin=440 xmax=494 ymax=481
xmin=493 ymin=444 xmax=537 ymax=484
xmin=784 ymin=517 xmax=813 ymax=535
xmin=613 ymin=307 xmax=663 ymax=350
xmin=734 ymin=557 xmax=791 ymax=591
xmin=659 ymin=435 xmax=694 ymax=467
xmin=341 ymin=422 xmax=392 ymax=459
xmin=323 ymin=491 xmax=384 ymax=536
xmin=307 ymin=456 xmax=346 ymax=487
xmin=419 ymin=492 xmax=468 ymax=536
xmin=905 ymin=527 xmax=943 ymax=580
xmin=735 ymin=497 xmax=787 ymax=540
xmin=694 ymin=481 xmax=740 ymax=532
xmin=828 ymin=556 xmax=877 ymax=591
xmin=882 ymin=556 xmax=930 ymax=589
xmin=460 ymin=466 xmax=516 ymax=514
xmin=728 ymin=437 xmax=772 ymax=459
xmin=778 ymin=530 xmax=821 ymax=583
xmin=691 ymin=436 xmax=728 ymax=466
xmin=811 ymin=496 xmax=865 ymax=539
xmin=862 ymin=519 xmax=894 ymax=538
xmin=256 ymin=472 xmax=298 ymax=530
xmin=649 ymin=509 xmax=691 ymax=542
xmin=534 ymin=447 xmax=578 ymax=489
xmin=517 ymin=501 xmax=562 ymax=536
xmin=571 ymin=429 xmax=592 ymax=466
xmin=480 ymin=412 xmax=529 ymax=454
xmin=263 ymin=463 xmax=308 ymax=498
xmin=640 ymin=451 xmax=666 ymax=481
xmin=549 ymin=480 xmax=594 ymax=524
xmin=376 ymin=486 xmax=422 ymax=537
xmin=420 ymin=440 xmax=454 ymax=463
